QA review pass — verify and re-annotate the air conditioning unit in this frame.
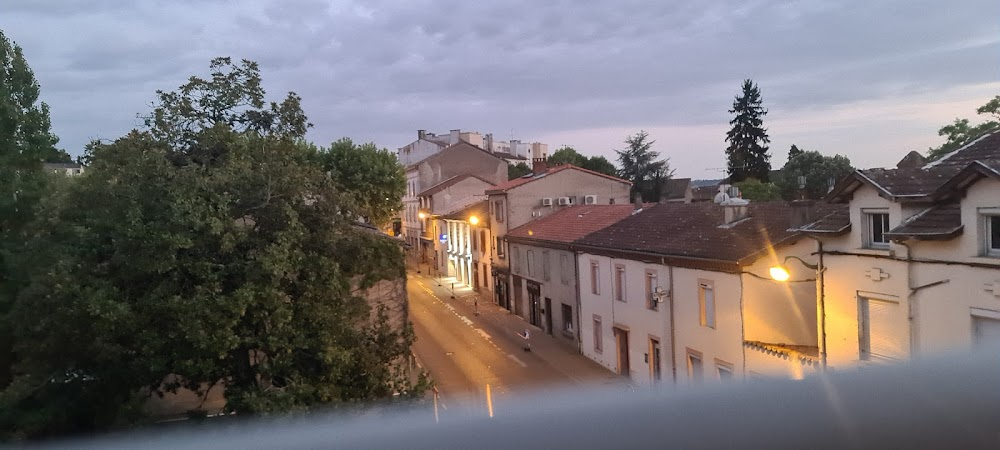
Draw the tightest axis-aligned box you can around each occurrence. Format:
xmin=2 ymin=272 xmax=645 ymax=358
xmin=558 ymin=197 xmax=571 ymax=206
xmin=584 ymin=195 xmax=597 ymax=205
xmin=541 ymin=198 xmax=553 ymax=206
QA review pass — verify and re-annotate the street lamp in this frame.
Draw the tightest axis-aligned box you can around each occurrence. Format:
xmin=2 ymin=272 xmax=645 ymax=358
xmin=769 ymin=255 xmax=827 ymax=369
xmin=469 ymin=215 xmax=480 ymax=226
xmin=418 ymin=212 xmax=427 ymax=220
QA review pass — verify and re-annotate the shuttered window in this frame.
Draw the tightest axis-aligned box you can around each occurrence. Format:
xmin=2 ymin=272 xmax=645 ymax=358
xmin=859 ymin=297 xmax=907 ymax=361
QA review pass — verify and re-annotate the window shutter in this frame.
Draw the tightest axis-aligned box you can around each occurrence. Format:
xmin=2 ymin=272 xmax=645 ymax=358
xmin=866 ymin=299 xmax=906 ymax=360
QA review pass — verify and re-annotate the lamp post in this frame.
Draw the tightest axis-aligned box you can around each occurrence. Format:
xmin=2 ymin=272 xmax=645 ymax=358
xmin=417 ymin=211 xmax=427 ymax=273
xmin=770 ymin=253 xmax=827 ymax=369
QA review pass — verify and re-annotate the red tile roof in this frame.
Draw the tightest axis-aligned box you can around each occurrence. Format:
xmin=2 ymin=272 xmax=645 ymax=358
xmin=507 ymin=204 xmax=636 ymax=245
xmin=575 ymin=202 xmax=839 ymax=265
xmin=485 ymin=164 xmax=631 ymax=194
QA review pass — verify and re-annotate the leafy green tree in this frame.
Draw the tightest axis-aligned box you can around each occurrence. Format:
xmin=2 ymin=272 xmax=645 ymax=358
xmin=312 ymin=138 xmax=405 ymax=228
xmin=734 ymin=178 xmax=781 ymax=201
xmin=508 ymin=162 xmax=531 ymax=180
xmin=926 ymin=95 xmax=1000 ymax=161
xmin=2 ymin=59 xmax=420 ymax=439
xmin=776 ymin=150 xmax=854 ymax=200
xmin=141 ymin=57 xmax=311 ymax=155
xmin=787 ymin=144 xmax=803 ymax=161
xmin=725 ymin=79 xmax=771 ymax=182
xmin=582 ymin=155 xmax=618 ymax=177
xmin=0 ymin=29 xmax=72 ymax=393
xmin=615 ymin=130 xmax=671 ymax=202
xmin=547 ymin=147 xmax=588 ymax=167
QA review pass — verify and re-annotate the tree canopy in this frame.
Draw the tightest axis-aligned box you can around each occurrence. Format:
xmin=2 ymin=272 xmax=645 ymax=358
xmin=508 ymin=162 xmax=531 ymax=180
xmin=1 ymin=58 xmax=419 ymax=439
xmin=311 ymin=138 xmax=405 ymax=228
xmin=734 ymin=178 xmax=781 ymax=201
xmin=926 ymin=95 xmax=1000 ymax=161
xmin=776 ymin=149 xmax=854 ymax=200
xmin=548 ymin=146 xmax=618 ymax=177
xmin=615 ymin=131 xmax=671 ymax=202
xmin=725 ymin=79 xmax=771 ymax=182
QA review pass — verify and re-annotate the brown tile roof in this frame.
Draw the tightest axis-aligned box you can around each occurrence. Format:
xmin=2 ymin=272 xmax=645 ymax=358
xmin=896 ymin=151 xmax=928 ymax=169
xmin=485 ymin=164 xmax=631 ymax=194
xmin=405 ymin=141 xmax=504 ymax=170
xmin=574 ymin=202 xmax=833 ymax=265
xmin=924 ymin=130 xmax=1000 ymax=170
xmin=506 ymin=205 xmax=635 ymax=245
xmin=418 ymin=174 xmax=494 ymax=197
xmin=883 ymin=202 xmax=963 ymax=240
xmin=798 ymin=205 xmax=851 ymax=235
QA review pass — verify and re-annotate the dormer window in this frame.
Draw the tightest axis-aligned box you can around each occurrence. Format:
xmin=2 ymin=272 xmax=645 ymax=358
xmin=982 ymin=208 xmax=1000 ymax=257
xmin=863 ymin=209 xmax=890 ymax=249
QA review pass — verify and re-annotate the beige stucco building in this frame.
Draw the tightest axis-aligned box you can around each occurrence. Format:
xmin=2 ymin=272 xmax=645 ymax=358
xmin=486 ymin=161 xmax=632 ymax=312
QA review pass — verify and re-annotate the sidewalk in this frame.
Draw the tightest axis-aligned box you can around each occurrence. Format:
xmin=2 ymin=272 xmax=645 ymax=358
xmin=408 ymin=269 xmax=625 ymax=388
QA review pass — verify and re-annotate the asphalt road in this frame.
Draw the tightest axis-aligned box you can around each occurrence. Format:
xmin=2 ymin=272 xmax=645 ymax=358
xmin=408 ymin=276 xmax=595 ymax=419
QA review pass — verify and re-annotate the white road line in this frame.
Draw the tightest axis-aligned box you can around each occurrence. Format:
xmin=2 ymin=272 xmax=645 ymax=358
xmin=507 ymin=354 xmax=528 ymax=368
xmin=475 ymin=329 xmax=491 ymax=340
xmin=459 ymin=316 xmax=474 ymax=326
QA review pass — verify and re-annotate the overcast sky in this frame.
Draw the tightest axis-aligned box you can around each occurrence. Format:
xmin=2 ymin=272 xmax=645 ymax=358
xmin=3 ymin=0 xmax=998 ymax=178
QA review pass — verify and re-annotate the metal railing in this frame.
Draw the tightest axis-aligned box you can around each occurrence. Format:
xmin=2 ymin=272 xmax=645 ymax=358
xmin=33 ymin=350 xmax=1000 ymax=449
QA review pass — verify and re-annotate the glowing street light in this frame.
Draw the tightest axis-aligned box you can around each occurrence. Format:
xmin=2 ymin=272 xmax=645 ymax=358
xmin=469 ymin=215 xmax=480 ymax=226
xmin=418 ymin=212 xmax=427 ymax=220
xmin=769 ymin=265 xmax=791 ymax=282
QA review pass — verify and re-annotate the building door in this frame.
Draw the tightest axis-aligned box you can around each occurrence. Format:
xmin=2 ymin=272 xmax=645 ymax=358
xmin=527 ymin=282 xmax=541 ymax=326
xmin=614 ymin=327 xmax=630 ymax=377
xmin=544 ymin=298 xmax=553 ymax=335
xmin=649 ymin=338 xmax=662 ymax=382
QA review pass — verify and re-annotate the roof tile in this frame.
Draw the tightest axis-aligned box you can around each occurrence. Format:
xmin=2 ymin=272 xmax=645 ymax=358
xmin=507 ymin=205 xmax=635 ymax=244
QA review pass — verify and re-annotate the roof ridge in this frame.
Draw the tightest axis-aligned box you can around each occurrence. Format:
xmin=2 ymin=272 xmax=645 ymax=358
xmin=923 ymin=130 xmax=997 ymax=169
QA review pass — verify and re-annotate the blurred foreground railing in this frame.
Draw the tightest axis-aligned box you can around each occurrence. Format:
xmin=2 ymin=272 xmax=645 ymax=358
xmin=32 ymin=350 xmax=1000 ymax=449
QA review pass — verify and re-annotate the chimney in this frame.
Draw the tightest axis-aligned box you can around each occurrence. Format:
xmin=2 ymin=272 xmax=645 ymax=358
xmin=720 ymin=198 xmax=750 ymax=225
xmin=788 ymin=200 xmax=815 ymax=230
xmin=632 ymin=192 xmax=643 ymax=210
xmin=485 ymin=133 xmax=494 ymax=152
xmin=417 ymin=129 xmax=426 ymax=140
xmin=532 ymin=157 xmax=548 ymax=175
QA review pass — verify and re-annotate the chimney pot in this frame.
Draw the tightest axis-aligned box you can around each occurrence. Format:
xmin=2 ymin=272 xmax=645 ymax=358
xmin=532 ymin=157 xmax=548 ymax=175
xmin=417 ymin=129 xmax=426 ymax=139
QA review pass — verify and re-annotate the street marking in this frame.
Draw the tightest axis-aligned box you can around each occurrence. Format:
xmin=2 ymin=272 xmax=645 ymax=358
xmin=459 ymin=316 xmax=473 ymax=326
xmin=475 ymin=329 xmax=491 ymax=340
xmin=507 ymin=354 xmax=528 ymax=368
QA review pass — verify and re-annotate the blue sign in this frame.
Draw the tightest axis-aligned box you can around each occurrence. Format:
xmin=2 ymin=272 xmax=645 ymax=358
xmin=439 ymin=233 xmax=448 ymax=244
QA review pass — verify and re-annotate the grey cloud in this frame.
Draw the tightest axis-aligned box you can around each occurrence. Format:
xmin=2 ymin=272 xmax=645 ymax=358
xmin=0 ymin=0 xmax=997 ymax=174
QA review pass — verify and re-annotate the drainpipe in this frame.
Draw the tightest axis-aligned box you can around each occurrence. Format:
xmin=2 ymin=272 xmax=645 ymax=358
xmin=663 ymin=258 xmax=678 ymax=383
xmin=573 ymin=249 xmax=583 ymax=353
xmin=897 ymin=240 xmax=950 ymax=360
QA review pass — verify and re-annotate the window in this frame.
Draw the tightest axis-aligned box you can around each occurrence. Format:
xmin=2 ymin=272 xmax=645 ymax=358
xmin=493 ymin=200 xmax=504 ymax=223
xmin=480 ymin=230 xmax=486 ymax=254
xmin=614 ymin=264 xmax=626 ymax=302
xmin=864 ymin=210 xmax=890 ymax=249
xmin=562 ymin=304 xmax=573 ymax=334
xmin=593 ymin=315 xmax=603 ymax=353
xmin=649 ymin=338 xmax=662 ymax=382
xmin=471 ymin=230 xmax=477 ymax=252
xmin=981 ymin=210 xmax=1000 ymax=257
xmin=560 ymin=254 xmax=571 ymax=285
xmin=645 ymin=270 xmax=659 ymax=311
xmin=698 ymin=281 xmax=715 ymax=329
xmin=972 ymin=309 xmax=1000 ymax=348
xmin=859 ymin=296 xmax=907 ymax=361
xmin=495 ymin=236 xmax=505 ymax=258
xmin=687 ymin=349 xmax=703 ymax=382
xmin=513 ymin=247 xmax=521 ymax=273
xmin=590 ymin=261 xmax=600 ymax=295
xmin=716 ymin=360 xmax=734 ymax=381
xmin=526 ymin=250 xmax=534 ymax=276
xmin=542 ymin=251 xmax=551 ymax=281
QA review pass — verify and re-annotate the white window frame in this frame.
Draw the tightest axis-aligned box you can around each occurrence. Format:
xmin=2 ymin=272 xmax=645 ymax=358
xmin=593 ymin=315 xmax=603 ymax=353
xmin=645 ymin=270 xmax=659 ymax=311
xmin=560 ymin=253 xmax=571 ymax=285
xmin=614 ymin=264 xmax=626 ymax=302
xmin=858 ymin=294 xmax=906 ymax=362
xmin=716 ymin=359 xmax=734 ymax=381
xmin=699 ymin=280 xmax=715 ymax=329
xmin=687 ymin=349 xmax=703 ymax=382
xmin=980 ymin=208 xmax=1000 ymax=257
xmin=590 ymin=261 xmax=600 ymax=295
xmin=862 ymin=209 xmax=890 ymax=249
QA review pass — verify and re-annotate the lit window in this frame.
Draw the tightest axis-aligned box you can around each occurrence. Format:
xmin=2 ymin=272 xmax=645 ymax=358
xmin=699 ymin=281 xmax=715 ymax=329
xmin=864 ymin=210 xmax=890 ymax=249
